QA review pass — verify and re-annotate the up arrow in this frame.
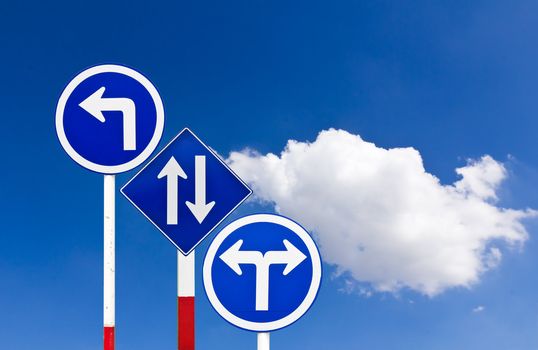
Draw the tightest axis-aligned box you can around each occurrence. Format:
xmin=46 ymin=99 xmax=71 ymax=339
xmin=79 ymin=86 xmax=137 ymax=150
xmin=219 ymin=239 xmax=307 ymax=311
xmin=186 ymin=155 xmax=215 ymax=223
xmin=157 ymin=156 xmax=188 ymax=225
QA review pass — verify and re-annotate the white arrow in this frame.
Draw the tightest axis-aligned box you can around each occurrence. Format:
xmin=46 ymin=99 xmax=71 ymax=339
xmin=79 ymin=86 xmax=137 ymax=151
xmin=186 ymin=155 xmax=215 ymax=223
xmin=266 ymin=240 xmax=307 ymax=275
xmin=157 ymin=156 xmax=188 ymax=225
xmin=219 ymin=239 xmax=307 ymax=311
xmin=220 ymin=240 xmax=263 ymax=275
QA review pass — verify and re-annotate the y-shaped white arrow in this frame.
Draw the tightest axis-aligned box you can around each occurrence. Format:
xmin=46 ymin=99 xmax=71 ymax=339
xmin=79 ymin=86 xmax=137 ymax=151
xmin=219 ymin=239 xmax=307 ymax=311
xmin=157 ymin=157 xmax=188 ymax=225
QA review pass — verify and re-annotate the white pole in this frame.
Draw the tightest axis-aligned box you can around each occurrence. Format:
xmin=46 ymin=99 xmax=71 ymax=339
xmin=257 ymin=332 xmax=270 ymax=350
xmin=177 ymin=250 xmax=195 ymax=350
xmin=104 ymin=175 xmax=115 ymax=350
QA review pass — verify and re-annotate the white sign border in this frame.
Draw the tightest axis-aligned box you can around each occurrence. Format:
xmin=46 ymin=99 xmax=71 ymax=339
xmin=203 ymin=213 xmax=322 ymax=332
xmin=55 ymin=64 xmax=165 ymax=174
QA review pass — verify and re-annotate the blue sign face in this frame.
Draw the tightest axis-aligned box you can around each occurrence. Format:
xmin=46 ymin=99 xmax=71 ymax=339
xmin=121 ymin=128 xmax=252 ymax=255
xmin=56 ymin=64 xmax=164 ymax=174
xmin=203 ymin=214 xmax=322 ymax=332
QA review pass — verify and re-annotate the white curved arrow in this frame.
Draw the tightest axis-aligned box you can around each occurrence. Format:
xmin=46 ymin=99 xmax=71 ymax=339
xmin=157 ymin=156 xmax=188 ymax=225
xmin=219 ymin=239 xmax=307 ymax=311
xmin=79 ymin=87 xmax=137 ymax=151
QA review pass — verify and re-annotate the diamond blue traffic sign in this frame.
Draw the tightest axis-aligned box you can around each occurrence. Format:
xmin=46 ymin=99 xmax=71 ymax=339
xmin=55 ymin=64 xmax=164 ymax=174
xmin=121 ymin=128 xmax=252 ymax=255
xmin=203 ymin=214 xmax=322 ymax=332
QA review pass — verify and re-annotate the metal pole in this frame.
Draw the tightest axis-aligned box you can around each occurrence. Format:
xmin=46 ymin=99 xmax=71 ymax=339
xmin=178 ymin=250 xmax=195 ymax=350
xmin=258 ymin=332 xmax=270 ymax=350
xmin=104 ymin=175 xmax=115 ymax=350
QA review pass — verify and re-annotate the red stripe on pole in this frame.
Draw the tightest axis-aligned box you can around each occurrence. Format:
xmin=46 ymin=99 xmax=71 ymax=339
xmin=178 ymin=296 xmax=195 ymax=350
xmin=104 ymin=326 xmax=115 ymax=350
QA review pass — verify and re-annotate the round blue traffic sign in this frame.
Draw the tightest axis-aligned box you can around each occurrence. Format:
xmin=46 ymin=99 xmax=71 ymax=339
xmin=203 ymin=214 xmax=322 ymax=332
xmin=55 ymin=64 xmax=164 ymax=174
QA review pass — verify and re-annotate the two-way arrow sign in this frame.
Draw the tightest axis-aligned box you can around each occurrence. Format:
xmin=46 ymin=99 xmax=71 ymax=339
xmin=121 ymin=128 xmax=252 ymax=255
xmin=121 ymin=128 xmax=252 ymax=350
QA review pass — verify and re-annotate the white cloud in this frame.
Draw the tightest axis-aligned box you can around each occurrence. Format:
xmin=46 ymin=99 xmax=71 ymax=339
xmin=455 ymin=156 xmax=506 ymax=201
xmin=472 ymin=305 xmax=486 ymax=313
xmin=227 ymin=129 xmax=536 ymax=296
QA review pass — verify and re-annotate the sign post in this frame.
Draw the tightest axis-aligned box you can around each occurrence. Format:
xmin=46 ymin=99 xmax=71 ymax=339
xmin=203 ymin=214 xmax=322 ymax=349
xmin=104 ymin=175 xmax=115 ymax=349
xmin=258 ymin=332 xmax=270 ymax=350
xmin=177 ymin=251 xmax=195 ymax=350
xmin=121 ymin=128 xmax=252 ymax=350
xmin=56 ymin=64 xmax=164 ymax=350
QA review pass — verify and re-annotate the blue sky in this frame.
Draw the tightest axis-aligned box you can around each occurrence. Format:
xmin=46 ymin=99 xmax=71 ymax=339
xmin=1 ymin=0 xmax=538 ymax=349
